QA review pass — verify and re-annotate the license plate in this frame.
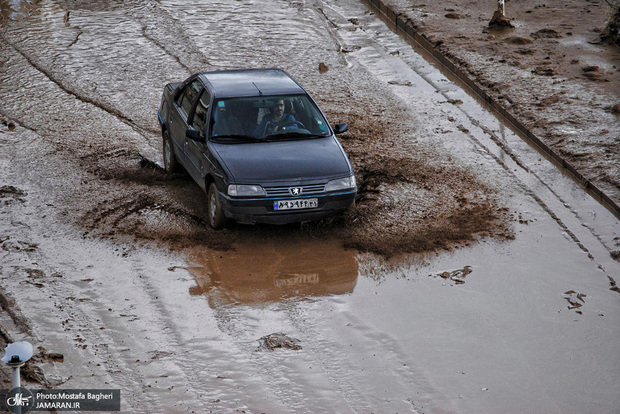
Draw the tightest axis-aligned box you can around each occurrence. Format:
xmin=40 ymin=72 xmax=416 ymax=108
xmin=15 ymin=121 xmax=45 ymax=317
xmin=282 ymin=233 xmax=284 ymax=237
xmin=273 ymin=198 xmax=318 ymax=211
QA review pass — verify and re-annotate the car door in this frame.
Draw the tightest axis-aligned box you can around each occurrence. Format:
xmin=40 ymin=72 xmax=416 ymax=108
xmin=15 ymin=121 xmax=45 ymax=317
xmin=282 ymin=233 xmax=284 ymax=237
xmin=185 ymin=88 xmax=211 ymax=189
xmin=169 ymin=78 xmax=204 ymax=170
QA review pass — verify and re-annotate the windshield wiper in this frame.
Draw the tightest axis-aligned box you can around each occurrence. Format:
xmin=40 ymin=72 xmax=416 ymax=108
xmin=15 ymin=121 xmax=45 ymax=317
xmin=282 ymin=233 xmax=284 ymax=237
xmin=264 ymin=131 xmax=326 ymax=139
xmin=212 ymin=134 xmax=270 ymax=142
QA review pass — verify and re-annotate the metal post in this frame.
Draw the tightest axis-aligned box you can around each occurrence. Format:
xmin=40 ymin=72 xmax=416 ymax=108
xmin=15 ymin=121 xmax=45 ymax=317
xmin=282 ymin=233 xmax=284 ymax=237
xmin=10 ymin=364 xmax=21 ymax=389
xmin=498 ymin=0 xmax=505 ymax=15
xmin=2 ymin=342 xmax=33 ymax=414
xmin=9 ymin=362 xmax=23 ymax=414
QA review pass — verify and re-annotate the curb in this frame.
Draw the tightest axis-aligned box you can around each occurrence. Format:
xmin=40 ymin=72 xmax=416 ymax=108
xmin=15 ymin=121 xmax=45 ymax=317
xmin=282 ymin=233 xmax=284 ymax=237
xmin=365 ymin=0 xmax=620 ymax=220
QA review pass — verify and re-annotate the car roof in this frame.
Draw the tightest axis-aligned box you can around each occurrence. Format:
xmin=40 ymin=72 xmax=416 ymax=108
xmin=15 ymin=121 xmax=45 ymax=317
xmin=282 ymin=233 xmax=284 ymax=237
xmin=198 ymin=69 xmax=306 ymax=99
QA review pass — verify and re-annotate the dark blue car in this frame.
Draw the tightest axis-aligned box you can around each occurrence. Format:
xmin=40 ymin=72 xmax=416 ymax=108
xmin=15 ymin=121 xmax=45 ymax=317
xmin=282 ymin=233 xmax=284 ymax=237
xmin=157 ymin=69 xmax=356 ymax=229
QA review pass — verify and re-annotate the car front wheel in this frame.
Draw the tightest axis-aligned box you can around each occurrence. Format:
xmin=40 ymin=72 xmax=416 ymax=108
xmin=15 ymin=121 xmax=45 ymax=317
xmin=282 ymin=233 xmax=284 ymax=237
xmin=163 ymin=130 xmax=180 ymax=174
xmin=207 ymin=183 xmax=228 ymax=230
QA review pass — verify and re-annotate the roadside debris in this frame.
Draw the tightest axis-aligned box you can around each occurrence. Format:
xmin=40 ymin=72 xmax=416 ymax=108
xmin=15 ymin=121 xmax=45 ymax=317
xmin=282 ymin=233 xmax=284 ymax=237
xmin=563 ymin=290 xmax=587 ymax=313
xmin=258 ymin=333 xmax=302 ymax=351
xmin=429 ymin=265 xmax=473 ymax=285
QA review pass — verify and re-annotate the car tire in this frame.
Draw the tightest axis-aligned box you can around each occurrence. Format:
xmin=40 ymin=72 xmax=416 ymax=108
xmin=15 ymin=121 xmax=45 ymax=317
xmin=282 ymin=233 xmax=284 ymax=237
xmin=163 ymin=130 xmax=180 ymax=174
xmin=207 ymin=182 xmax=228 ymax=230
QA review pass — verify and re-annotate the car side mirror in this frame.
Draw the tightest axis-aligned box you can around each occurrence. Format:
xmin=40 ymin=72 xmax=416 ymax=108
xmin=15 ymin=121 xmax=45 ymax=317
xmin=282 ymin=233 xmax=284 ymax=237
xmin=333 ymin=123 xmax=348 ymax=134
xmin=186 ymin=126 xmax=204 ymax=142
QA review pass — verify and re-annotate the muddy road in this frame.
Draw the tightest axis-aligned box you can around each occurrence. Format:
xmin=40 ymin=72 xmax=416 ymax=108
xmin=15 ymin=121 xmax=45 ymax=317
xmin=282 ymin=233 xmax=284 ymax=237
xmin=0 ymin=0 xmax=619 ymax=413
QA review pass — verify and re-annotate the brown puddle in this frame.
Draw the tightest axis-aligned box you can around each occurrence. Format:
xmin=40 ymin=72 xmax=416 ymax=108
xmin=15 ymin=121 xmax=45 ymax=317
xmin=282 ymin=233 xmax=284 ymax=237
xmin=186 ymin=237 xmax=359 ymax=307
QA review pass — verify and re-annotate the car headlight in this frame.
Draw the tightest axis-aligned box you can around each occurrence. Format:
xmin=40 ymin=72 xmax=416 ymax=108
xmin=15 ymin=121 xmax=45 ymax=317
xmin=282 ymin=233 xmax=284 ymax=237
xmin=227 ymin=184 xmax=266 ymax=197
xmin=325 ymin=175 xmax=356 ymax=192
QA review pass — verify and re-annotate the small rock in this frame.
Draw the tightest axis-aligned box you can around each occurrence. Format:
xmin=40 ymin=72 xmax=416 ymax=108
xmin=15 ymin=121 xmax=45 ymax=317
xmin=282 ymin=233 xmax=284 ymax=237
xmin=582 ymin=65 xmax=599 ymax=72
xmin=531 ymin=28 xmax=562 ymax=39
xmin=532 ymin=67 xmax=555 ymax=76
xmin=47 ymin=353 xmax=64 ymax=363
xmin=319 ymin=62 xmax=329 ymax=73
xmin=506 ymin=36 xmax=532 ymax=45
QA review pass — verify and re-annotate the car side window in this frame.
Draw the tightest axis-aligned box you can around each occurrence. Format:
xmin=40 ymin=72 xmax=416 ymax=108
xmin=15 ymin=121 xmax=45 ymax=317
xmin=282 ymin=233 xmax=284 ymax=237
xmin=191 ymin=90 xmax=211 ymax=137
xmin=176 ymin=80 xmax=203 ymax=118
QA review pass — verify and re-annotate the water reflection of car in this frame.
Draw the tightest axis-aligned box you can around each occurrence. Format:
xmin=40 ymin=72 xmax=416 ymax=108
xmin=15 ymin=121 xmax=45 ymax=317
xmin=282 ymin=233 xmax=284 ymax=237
xmin=157 ymin=69 xmax=357 ymax=229
xmin=187 ymin=239 xmax=358 ymax=306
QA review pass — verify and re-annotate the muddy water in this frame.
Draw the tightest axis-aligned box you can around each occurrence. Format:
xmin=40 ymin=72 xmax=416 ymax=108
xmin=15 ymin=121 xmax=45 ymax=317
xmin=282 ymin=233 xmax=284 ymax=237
xmin=187 ymin=238 xmax=358 ymax=306
xmin=0 ymin=0 xmax=619 ymax=413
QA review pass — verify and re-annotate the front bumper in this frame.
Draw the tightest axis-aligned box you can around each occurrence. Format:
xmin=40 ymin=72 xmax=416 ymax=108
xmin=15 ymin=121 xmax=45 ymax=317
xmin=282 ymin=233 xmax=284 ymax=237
xmin=219 ymin=190 xmax=356 ymax=225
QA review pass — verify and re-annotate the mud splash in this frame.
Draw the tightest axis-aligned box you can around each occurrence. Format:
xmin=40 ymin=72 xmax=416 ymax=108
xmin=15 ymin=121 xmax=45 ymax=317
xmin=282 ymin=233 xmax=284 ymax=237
xmin=330 ymin=109 xmax=511 ymax=256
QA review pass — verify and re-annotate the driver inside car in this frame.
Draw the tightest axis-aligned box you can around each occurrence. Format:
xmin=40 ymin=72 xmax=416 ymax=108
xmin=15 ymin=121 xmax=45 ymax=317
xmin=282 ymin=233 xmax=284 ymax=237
xmin=253 ymin=99 xmax=299 ymax=137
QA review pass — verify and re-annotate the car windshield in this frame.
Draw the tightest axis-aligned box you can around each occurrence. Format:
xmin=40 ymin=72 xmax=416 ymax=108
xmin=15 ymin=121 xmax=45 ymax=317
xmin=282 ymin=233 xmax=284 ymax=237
xmin=210 ymin=94 xmax=331 ymax=142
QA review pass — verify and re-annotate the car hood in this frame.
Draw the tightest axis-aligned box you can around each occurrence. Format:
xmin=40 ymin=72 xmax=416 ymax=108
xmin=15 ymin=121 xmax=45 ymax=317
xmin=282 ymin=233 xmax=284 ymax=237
xmin=211 ymin=137 xmax=351 ymax=182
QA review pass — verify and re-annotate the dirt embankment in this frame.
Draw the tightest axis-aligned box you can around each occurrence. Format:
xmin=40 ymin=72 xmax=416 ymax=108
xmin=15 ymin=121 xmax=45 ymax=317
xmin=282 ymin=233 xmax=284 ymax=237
xmin=379 ymin=0 xmax=620 ymax=205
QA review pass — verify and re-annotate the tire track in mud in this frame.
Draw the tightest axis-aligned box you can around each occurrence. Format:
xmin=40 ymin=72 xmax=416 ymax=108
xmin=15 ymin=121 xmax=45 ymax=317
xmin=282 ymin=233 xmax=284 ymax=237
xmin=0 ymin=32 xmax=157 ymax=140
xmin=431 ymin=95 xmax=606 ymax=260
xmin=129 ymin=0 xmax=212 ymax=73
xmin=0 ymin=141 xmax=250 ymax=411
xmin=0 ymin=216 xmax=216 ymax=411
xmin=284 ymin=299 xmax=456 ymax=414
xmin=307 ymin=2 xmax=512 ymax=256
xmin=453 ymin=121 xmax=592 ymax=255
xmin=205 ymin=301 xmax=353 ymax=413
xmin=50 ymin=271 xmax=207 ymax=413
xmin=320 ymin=0 xmax=620 ymax=269
xmin=422 ymin=78 xmax=618 ymax=268
xmin=140 ymin=25 xmax=193 ymax=74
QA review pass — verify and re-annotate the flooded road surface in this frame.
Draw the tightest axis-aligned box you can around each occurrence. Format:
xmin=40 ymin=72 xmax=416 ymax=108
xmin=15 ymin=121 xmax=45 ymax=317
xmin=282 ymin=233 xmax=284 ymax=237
xmin=1 ymin=0 xmax=619 ymax=413
xmin=187 ymin=238 xmax=358 ymax=306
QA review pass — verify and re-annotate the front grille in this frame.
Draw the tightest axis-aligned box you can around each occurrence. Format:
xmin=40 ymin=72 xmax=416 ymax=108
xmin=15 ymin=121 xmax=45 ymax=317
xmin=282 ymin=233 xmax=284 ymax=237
xmin=263 ymin=183 xmax=326 ymax=197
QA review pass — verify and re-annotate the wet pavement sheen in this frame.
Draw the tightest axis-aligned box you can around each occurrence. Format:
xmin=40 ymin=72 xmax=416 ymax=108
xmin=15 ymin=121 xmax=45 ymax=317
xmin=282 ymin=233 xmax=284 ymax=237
xmin=0 ymin=0 xmax=619 ymax=413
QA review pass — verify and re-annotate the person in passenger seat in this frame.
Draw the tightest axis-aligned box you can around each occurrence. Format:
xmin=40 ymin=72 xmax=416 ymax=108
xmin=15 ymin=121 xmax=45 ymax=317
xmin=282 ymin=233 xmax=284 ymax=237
xmin=212 ymin=101 xmax=244 ymax=136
